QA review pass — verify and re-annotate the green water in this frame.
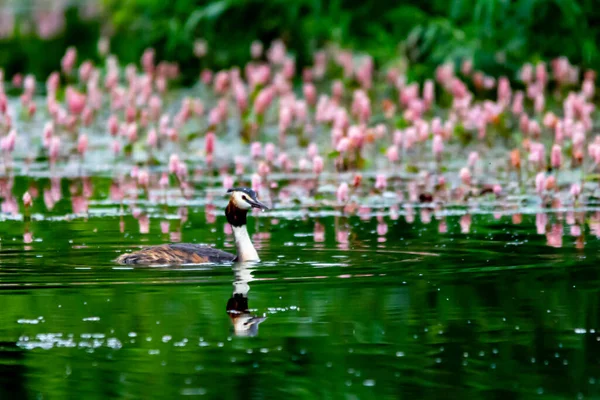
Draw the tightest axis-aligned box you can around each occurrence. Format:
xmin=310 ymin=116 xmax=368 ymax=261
xmin=1 ymin=178 xmax=600 ymax=399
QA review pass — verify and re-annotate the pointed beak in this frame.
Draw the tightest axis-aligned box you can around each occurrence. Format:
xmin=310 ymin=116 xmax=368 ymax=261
xmin=248 ymin=198 xmax=269 ymax=211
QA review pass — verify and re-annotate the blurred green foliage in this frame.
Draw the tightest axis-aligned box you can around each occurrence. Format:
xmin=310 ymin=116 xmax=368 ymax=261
xmin=2 ymin=0 xmax=600 ymax=82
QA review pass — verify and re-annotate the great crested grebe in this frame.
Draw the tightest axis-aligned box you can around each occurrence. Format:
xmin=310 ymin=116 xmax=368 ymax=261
xmin=115 ymin=188 xmax=269 ymax=265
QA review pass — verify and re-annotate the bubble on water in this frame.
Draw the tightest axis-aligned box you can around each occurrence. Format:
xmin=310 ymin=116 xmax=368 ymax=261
xmin=575 ymin=328 xmax=587 ymax=334
xmin=396 ymin=351 xmax=405 ymax=357
xmin=537 ymin=388 xmax=544 ymax=395
xmin=17 ymin=319 xmax=40 ymax=324
xmin=162 ymin=335 xmax=172 ymax=343
xmin=128 ymin=332 xmax=137 ymax=338
xmin=181 ymin=388 xmax=206 ymax=396
xmin=82 ymin=317 xmax=100 ymax=322
xmin=149 ymin=349 xmax=160 ymax=355
xmin=363 ymin=379 xmax=375 ymax=387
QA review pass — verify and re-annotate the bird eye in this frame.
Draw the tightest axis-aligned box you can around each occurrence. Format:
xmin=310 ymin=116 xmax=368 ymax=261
xmin=242 ymin=195 xmax=248 ymax=201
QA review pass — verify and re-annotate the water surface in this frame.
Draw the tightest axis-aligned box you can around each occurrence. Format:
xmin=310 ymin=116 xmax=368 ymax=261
xmin=1 ymin=189 xmax=600 ymax=399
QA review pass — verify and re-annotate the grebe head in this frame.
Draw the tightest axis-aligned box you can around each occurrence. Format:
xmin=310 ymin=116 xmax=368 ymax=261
xmin=227 ymin=187 xmax=269 ymax=211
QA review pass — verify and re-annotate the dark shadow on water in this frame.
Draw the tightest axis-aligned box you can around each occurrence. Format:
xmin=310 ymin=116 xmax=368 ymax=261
xmin=0 ymin=341 xmax=27 ymax=399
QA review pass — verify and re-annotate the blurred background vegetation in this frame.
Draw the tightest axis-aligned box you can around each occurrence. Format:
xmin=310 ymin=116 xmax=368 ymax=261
xmin=0 ymin=0 xmax=599 ymax=83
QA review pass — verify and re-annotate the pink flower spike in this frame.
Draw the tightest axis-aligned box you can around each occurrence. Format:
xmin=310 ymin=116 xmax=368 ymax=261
xmin=1 ymin=129 xmax=17 ymax=153
xmin=307 ymin=142 xmax=319 ymax=159
xmin=23 ymin=192 xmax=33 ymax=207
xmin=168 ymin=154 xmax=181 ymax=174
xmin=147 ymin=128 xmax=158 ymax=148
xmin=66 ymin=87 xmax=86 ymax=115
xmin=551 ymin=144 xmax=562 ymax=169
xmin=205 ymin=131 xmax=216 ymax=155
xmin=251 ymin=142 xmax=262 ymax=158
xmin=137 ymin=169 xmax=150 ymax=187
xmin=459 ymin=167 xmax=471 ymax=186
xmin=432 ymin=135 xmax=443 ymax=159
xmin=535 ymin=172 xmax=546 ymax=194
xmin=49 ymin=136 xmax=61 ymax=161
xmin=159 ymin=173 xmax=169 ymax=188
xmin=251 ymin=173 xmax=261 ymax=192
xmin=313 ymin=156 xmax=324 ymax=175
xmin=77 ymin=134 xmax=88 ymax=156
xmin=223 ymin=175 xmax=234 ymax=190
xmin=467 ymin=151 xmax=479 ymax=168
xmin=107 ymin=115 xmax=119 ymax=136
xmin=336 ymin=182 xmax=349 ymax=204
xmin=386 ymin=145 xmax=399 ymax=163
xmin=374 ymin=174 xmax=387 ymax=191
xmin=570 ymin=183 xmax=581 ymax=198
xmin=264 ymin=142 xmax=276 ymax=162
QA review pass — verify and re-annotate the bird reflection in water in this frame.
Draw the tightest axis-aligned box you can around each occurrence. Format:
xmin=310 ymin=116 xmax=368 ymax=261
xmin=226 ymin=263 xmax=266 ymax=337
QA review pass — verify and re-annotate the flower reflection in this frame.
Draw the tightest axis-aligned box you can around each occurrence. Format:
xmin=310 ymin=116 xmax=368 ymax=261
xmin=546 ymin=224 xmax=563 ymax=248
xmin=314 ymin=221 xmax=325 ymax=243
xmin=460 ymin=214 xmax=471 ymax=233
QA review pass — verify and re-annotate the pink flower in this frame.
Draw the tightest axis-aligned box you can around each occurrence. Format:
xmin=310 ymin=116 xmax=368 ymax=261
xmin=313 ymin=156 xmax=324 ymax=175
xmin=23 ymin=192 xmax=33 ymax=207
xmin=336 ymin=137 xmax=351 ymax=153
xmin=570 ymin=183 xmax=581 ymax=198
xmin=214 ymin=71 xmax=229 ymax=94
xmin=467 ymin=151 xmax=479 ymax=168
xmin=127 ymin=123 xmax=138 ymax=142
xmin=336 ymin=182 xmax=349 ymax=204
xmin=111 ymin=140 xmax=121 ymax=155
xmin=159 ymin=173 xmax=169 ymax=188
xmin=535 ymin=172 xmax=546 ymax=194
xmin=493 ymin=184 xmax=502 ymax=195
xmin=137 ymin=169 xmax=150 ymax=187
xmin=49 ymin=136 xmax=61 ymax=161
xmin=61 ymin=47 xmax=77 ymax=74
xmin=66 ymin=87 xmax=86 ymax=115
xmin=250 ymin=40 xmax=263 ymax=59
xmin=168 ymin=154 xmax=181 ymax=174
xmin=374 ymin=174 xmax=387 ymax=191
xmin=251 ymin=173 xmax=261 ymax=192
xmin=1 ymin=129 xmax=16 ymax=153
xmin=303 ymin=83 xmax=316 ymax=105
xmin=423 ymin=79 xmax=434 ymax=106
xmin=253 ymin=86 xmax=274 ymax=115
xmin=545 ymin=175 xmax=556 ymax=191
xmin=432 ymin=135 xmax=443 ymax=159
xmin=77 ymin=134 xmax=88 ymax=156
xmin=386 ymin=145 xmax=399 ymax=163
xmin=265 ymin=142 xmax=276 ymax=162
xmin=223 ymin=175 xmax=234 ymax=190
xmin=551 ymin=144 xmax=562 ymax=169
xmin=307 ymin=142 xmax=319 ymax=159
xmin=205 ymin=131 xmax=216 ymax=155
xmin=459 ymin=167 xmax=471 ymax=186
xmin=147 ymin=128 xmax=158 ymax=148
xmin=251 ymin=142 xmax=262 ymax=158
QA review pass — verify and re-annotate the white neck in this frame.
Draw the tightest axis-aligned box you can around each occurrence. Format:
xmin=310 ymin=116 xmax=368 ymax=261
xmin=232 ymin=225 xmax=259 ymax=262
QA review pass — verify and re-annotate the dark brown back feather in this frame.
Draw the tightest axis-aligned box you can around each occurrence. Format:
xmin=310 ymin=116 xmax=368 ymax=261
xmin=116 ymin=243 xmax=236 ymax=265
